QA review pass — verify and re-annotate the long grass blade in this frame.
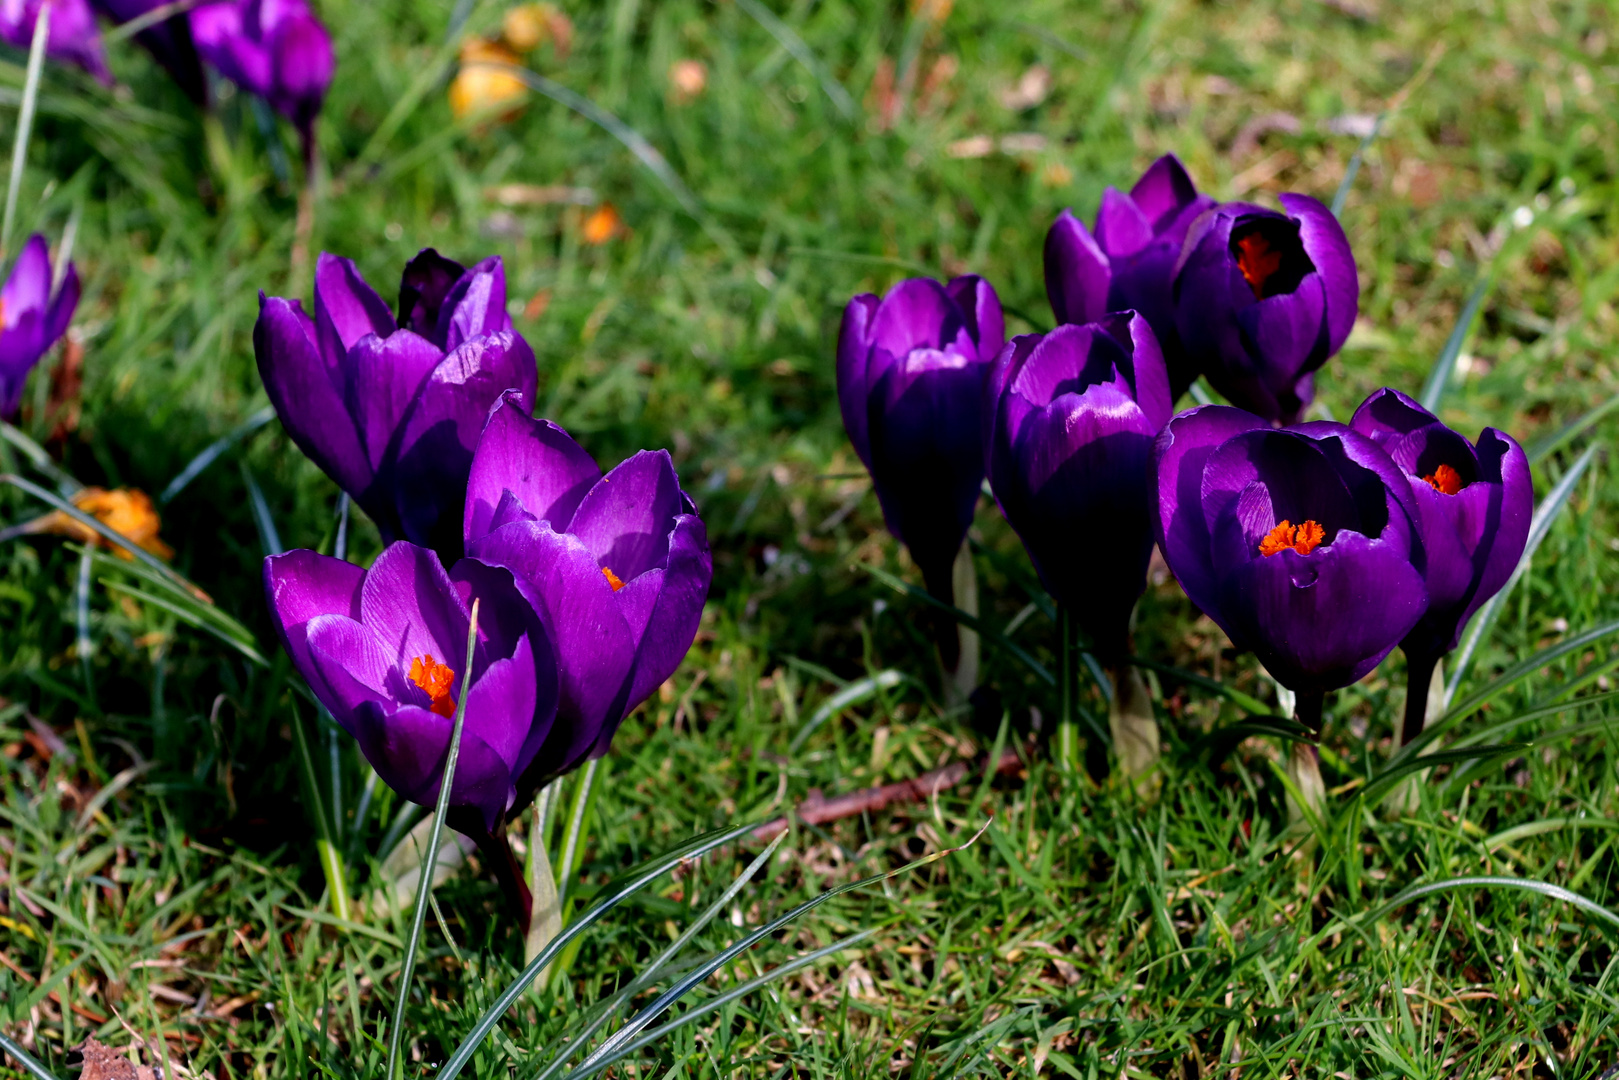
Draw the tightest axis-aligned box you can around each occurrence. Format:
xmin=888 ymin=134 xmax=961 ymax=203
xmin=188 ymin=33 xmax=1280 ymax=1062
xmin=437 ymin=820 xmax=768 ymax=1080
xmin=334 ymin=492 xmax=351 ymax=561
xmin=0 ymin=1031 xmax=60 ymax=1080
xmin=1 ymin=0 xmax=49 ymax=257
xmin=290 ymin=703 xmax=351 ymax=921
xmin=789 ymin=669 xmax=906 ymax=753
xmin=556 ymin=757 xmax=598 ymax=912
xmin=734 ymin=0 xmax=857 ymax=121
xmin=1419 ymin=273 xmax=1492 ymax=413
xmin=0 ymin=420 xmax=79 ymax=495
xmin=88 ymin=547 xmax=260 ymax=654
xmin=1485 ymin=817 xmax=1619 ymax=851
xmin=1444 ymin=618 xmax=1619 ymax=723
xmin=1526 ymin=390 xmax=1619 ymax=466
xmin=75 ymin=543 xmax=93 ymax=700
xmin=241 ymin=462 xmax=283 ymax=556
xmin=1330 ymin=115 xmax=1383 ymax=217
xmin=101 ymin=0 xmax=206 ymax=44
xmin=1446 ymin=442 xmax=1600 ymax=699
xmin=158 ymin=405 xmax=275 ymax=504
xmin=386 ymin=599 xmax=480 ymax=1080
xmin=1353 ymin=875 xmax=1619 ymax=935
xmin=565 ymin=822 xmax=990 ymax=1078
xmin=533 ymin=833 xmax=788 ymax=1080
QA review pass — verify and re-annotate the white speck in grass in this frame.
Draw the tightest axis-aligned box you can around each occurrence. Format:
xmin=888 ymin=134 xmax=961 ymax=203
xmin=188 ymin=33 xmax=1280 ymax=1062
xmin=1559 ymin=177 xmax=1577 ymax=196
xmin=1512 ymin=205 xmax=1534 ymax=229
xmin=384 ymin=221 xmax=404 ymax=241
xmin=507 ymin=299 xmax=523 ymax=316
xmin=1436 ymin=249 xmax=1455 ymax=268
xmin=1534 ymin=192 xmax=1551 ymax=212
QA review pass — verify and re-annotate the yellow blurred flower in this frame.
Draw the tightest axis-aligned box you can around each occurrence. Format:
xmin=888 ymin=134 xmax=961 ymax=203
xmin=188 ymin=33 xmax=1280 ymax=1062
xmin=450 ymin=38 xmax=528 ymax=121
xmin=18 ymin=487 xmax=174 ymax=561
xmin=582 ymin=202 xmax=624 ymax=245
xmin=502 ymin=3 xmax=571 ymax=57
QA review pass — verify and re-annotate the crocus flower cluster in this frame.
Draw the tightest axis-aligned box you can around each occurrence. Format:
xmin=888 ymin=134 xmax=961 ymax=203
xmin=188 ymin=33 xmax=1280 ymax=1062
xmin=259 ymin=250 xmax=712 ymax=851
xmin=1046 ymin=155 xmax=1359 ymax=425
xmin=0 ymin=235 xmax=81 ymax=420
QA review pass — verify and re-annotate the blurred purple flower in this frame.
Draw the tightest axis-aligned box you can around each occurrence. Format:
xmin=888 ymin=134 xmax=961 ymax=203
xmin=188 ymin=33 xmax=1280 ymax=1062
xmin=0 ymin=0 xmax=110 ymax=82
xmin=836 ymin=275 xmax=1003 ymax=610
xmin=1172 ymin=194 xmax=1359 ymax=425
xmin=1044 ymin=155 xmax=1214 ymax=399
xmin=91 ymin=0 xmax=207 ymax=102
xmin=190 ymin=0 xmax=333 ymax=137
xmin=465 ymin=392 xmax=711 ymax=784
xmin=263 ymin=541 xmax=560 ymax=833
xmin=1150 ymin=405 xmax=1427 ymax=699
xmin=985 ymin=312 xmax=1171 ymax=661
xmin=254 ymin=249 xmax=537 ymax=557
xmin=1350 ymin=388 xmax=1532 ymax=739
xmin=0 ymin=235 xmax=80 ymax=419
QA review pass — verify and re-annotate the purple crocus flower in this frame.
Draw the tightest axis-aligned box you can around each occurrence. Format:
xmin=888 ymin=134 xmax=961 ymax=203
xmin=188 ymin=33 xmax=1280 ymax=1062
xmin=91 ymin=0 xmax=207 ymax=102
xmin=985 ymin=312 xmax=1171 ymax=662
xmin=464 ymin=392 xmax=712 ymax=786
xmin=263 ymin=541 xmax=559 ymax=834
xmin=0 ymin=235 xmax=80 ymax=419
xmin=0 ymin=0 xmax=110 ymax=82
xmin=254 ymin=249 xmax=537 ymax=559
xmin=1151 ymin=405 xmax=1428 ymax=705
xmin=1044 ymin=155 xmax=1215 ymax=400
xmin=1350 ymin=388 xmax=1532 ymax=741
xmin=1172 ymin=195 xmax=1359 ymax=425
xmin=190 ymin=0 xmax=333 ymax=139
xmin=836 ymin=276 xmax=1003 ymax=619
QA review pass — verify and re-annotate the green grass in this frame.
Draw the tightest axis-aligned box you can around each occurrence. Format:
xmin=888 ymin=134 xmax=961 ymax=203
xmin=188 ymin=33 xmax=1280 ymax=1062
xmin=3 ymin=0 xmax=1619 ymax=1076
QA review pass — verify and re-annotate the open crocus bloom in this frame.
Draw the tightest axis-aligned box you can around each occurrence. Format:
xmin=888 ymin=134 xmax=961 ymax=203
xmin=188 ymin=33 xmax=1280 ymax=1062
xmin=986 ymin=312 xmax=1171 ymax=661
xmin=1172 ymin=195 xmax=1359 ymax=425
xmin=264 ymin=542 xmax=558 ymax=832
xmin=254 ymin=250 xmax=537 ymax=559
xmin=836 ymin=275 xmax=1002 ymax=603
xmin=1151 ymin=406 xmax=1428 ymax=695
xmin=1350 ymin=388 xmax=1532 ymax=659
xmin=464 ymin=392 xmax=711 ymax=783
xmin=1043 ymin=154 xmax=1214 ymax=399
xmin=0 ymin=235 xmax=81 ymax=419
xmin=0 ymin=0 xmax=111 ymax=82
xmin=190 ymin=0 xmax=333 ymax=136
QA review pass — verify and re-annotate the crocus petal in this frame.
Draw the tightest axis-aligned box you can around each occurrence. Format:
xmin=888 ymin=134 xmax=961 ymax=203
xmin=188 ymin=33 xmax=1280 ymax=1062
xmin=621 ymin=512 xmax=710 ymax=721
xmin=44 ymin=261 xmax=79 ymax=346
xmin=1043 ymin=209 xmax=1110 ymax=326
xmin=945 ymin=274 xmax=1005 ymax=361
xmin=358 ymin=542 xmax=472 ymax=674
xmin=567 ymin=450 xmax=685 ymax=582
xmin=397 ymin=248 xmax=467 ymax=337
xmin=1102 ymin=310 xmax=1172 ymax=429
xmin=458 ymin=647 xmax=538 ymax=772
xmin=1130 ymin=153 xmax=1201 ymax=228
xmin=254 ymin=294 xmax=374 ymax=498
xmin=871 ymin=278 xmax=962 ymax=357
xmin=342 ymin=329 xmax=444 ymax=472
xmin=464 ymin=390 xmax=600 ymax=544
xmin=1234 ymin=272 xmax=1327 ymax=393
xmin=1 ymin=236 xmax=51 ymax=317
xmin=268 ymin=7 xmax=333 ymax=131
xmin=93 ymin=0 xmax=207 ymax=103
xmin=1279 ymin=193 xmax=1359 ymax=354
xmin=305 ymin=613 xmax=397 ymax=717
xmin=836 ymin=293 xmax=880 ymax=467
xmin=313 ymin=253 xmax=395 ymax=361
xmin=262 ymin=548 xmax=365 ymax=683
xmin=1094 ymin=187 xmax=1154 ymax=259
xmin=350 ymin=701 xmax=514 ymax=831
xmin=439 ymin=256 xmax=512 ymax=352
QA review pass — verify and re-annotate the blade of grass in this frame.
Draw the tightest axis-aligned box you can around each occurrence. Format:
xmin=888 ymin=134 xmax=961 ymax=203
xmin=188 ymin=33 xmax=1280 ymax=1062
xmin=101 ymin=0 xmax=206 ymax=43
xmin=241 ymin=461 xmax=283 ymax=555
xmin=290 ymin=702 xmax=351 ymax=922
xmin=0 ymin=0 xmax=49 ymax=257
xmin=1333 ymin=876 xmax=1619 ymax=941
xmin=565 ymin=822 xmax=991 ymax=1079
xmin=158 ymin=405 xmax=275 ymax=504
xmin=1446 ymin=442 xmax=1601 ymax=699
xmin=0 ymin=420 xmax=80 ymax=494
xmin=386 ymin=598 xmax=480 ymax=1080
xmin=436 ymin=820 xmax=769 ymax=1080
xmin=99 ymin=579 xmax=268 ymax=667
xmin=1419 ymin=273 xmax=1493 ymax=413
xmin=1525 ymin=390 xmax=1619 ymax=466
xmin=75 ymin=542 xmax=94 ymax=705
xmin=556 ymin=757 xmax=599 ymax=913
xmin=1485 ymin=817 xmax=1619 ymax=851
xmin=1444 ymin=618 xmax=1619 ymax=723
xmin=789 ymin=669 xmax=907 ymax=753
xmin=0 ymin=1031 xmax=61 ymax=1080
xmin=734 ymin=0 xmax=857 ymax=121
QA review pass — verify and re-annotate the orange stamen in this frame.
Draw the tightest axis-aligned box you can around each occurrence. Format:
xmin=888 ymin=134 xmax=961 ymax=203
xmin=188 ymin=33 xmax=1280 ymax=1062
xmin=1423 ymin=463 xmax=1464 ymax=496
xmin=408 ymin=655 xmax=458 ymax=718
xmin=601 ymin=566 xmax=627 ymax=592
xmin=1235 ymin=231 xmax=1284 ymax=300
xmin=1258 ymin=518 xmax=1326 ymax=557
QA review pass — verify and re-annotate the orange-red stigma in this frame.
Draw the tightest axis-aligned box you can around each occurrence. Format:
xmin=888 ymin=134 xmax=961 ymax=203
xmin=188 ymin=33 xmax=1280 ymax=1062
xmin=408 ymin=655 xmax=458 ymax=718
xmin=1235 ymin=232 xmax=1284 ymax=300
xmin=1423 ymin=463 xmax=1464 ymax=496
xmin=1259 ymin=519 xmax=1325 ymax=557
xmin=601 ymin=566 xmax=627 ymax=592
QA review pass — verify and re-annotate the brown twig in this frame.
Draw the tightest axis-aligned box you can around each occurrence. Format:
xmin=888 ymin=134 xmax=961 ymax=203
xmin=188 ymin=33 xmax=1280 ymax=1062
xmin=752 ymin=746 xmax=1026 ymax=841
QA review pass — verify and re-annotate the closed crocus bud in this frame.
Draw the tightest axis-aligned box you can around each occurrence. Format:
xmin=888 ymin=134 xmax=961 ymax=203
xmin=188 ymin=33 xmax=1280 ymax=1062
xmin=837 ymin=276 xmax=1003 ymax=610
xmin=1350 ymin=388 xmax=1533 ymax=743
xmin=1152 ymin=405 xmax=1427 ymax=813
xmin=0 ymin=235 xmax=81 ymax=419
xmin=465 ymin=392 xmax=712 ymax=787
xmin=1173 ymin=194 xmax=1359 ymax=425
xmin=0 ymin=0 xmax=111 ymax=82
xmin=190 ymin=0 xmax=334 ymax=138
xmin=91 ymin=0 xmax=207 ymax=101
xmin=254 ymin=250 xmax=538 ymax=559
xmin=263 ymin=542 xmax=559 ymax=835
xmin=1044 ymin=155 xmax=1214 ymax=399
xmin=986 ymin=312 xmax=1171 ymax=661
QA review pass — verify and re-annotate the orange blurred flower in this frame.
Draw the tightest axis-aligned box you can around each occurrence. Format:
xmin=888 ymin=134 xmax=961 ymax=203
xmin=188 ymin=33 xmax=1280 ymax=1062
xmin=668 ymin=59 xmax=707 ymax=103
xmin=17 ymin=487 xmax=174 ymax=561
xmin=450 ymin=38 xmax=528 ymax=120
xmin=502 ymin=3 xmax=572 ymax=57
xmin=582 ymin=203 xmax=624 ymax=245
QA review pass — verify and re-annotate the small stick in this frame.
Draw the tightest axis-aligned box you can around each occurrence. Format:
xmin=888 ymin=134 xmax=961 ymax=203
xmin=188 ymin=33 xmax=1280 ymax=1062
xmin=752 ymin=746 xmax=1025 ymax=841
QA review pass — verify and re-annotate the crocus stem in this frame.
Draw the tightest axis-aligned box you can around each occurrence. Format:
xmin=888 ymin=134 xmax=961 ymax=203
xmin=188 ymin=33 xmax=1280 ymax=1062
xmin=1287 ymin=691 xmax=1327 ymax=824
xmin=1400 ymin=651 xmax=1442 ymax=749
xmin=1108 ymin=664 xmax=1160 ymax=787
xmin=556 ymin=757 xmax=598 ymax=913
xmin=450 ymin=814 xmax=532 ymax=934
xmin=919 ymin=556 xmax=961 ymax=675
xmin=945 ymin=543 xmax=980 ymax=705
xmin=524 ymin=792 xmax=563 ymax=973
xmin=1056 ymin=604 xmax=1076 ymax=772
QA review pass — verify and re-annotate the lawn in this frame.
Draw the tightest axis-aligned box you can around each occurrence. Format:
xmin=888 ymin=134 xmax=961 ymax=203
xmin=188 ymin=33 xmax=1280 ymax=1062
xmin=3 ymin=0 xmax=1619 ymax=1077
